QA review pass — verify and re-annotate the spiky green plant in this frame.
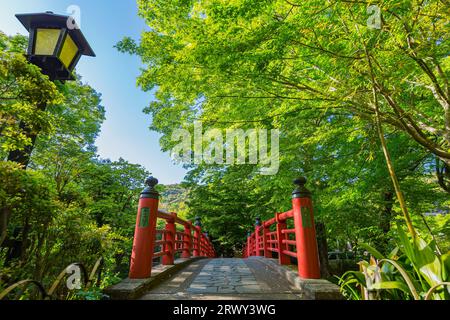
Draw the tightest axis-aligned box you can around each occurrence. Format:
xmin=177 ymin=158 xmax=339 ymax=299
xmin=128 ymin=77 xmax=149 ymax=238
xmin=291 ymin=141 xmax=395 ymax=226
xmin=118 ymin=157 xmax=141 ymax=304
xmin=339 ymin=225 xmax=450 ymax=300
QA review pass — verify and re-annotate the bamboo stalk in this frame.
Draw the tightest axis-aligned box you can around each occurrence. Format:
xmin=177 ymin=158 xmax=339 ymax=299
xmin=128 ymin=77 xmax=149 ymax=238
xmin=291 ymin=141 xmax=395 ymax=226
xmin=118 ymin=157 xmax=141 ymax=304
xmin=364 ymin=47 xmax=417 ymax=238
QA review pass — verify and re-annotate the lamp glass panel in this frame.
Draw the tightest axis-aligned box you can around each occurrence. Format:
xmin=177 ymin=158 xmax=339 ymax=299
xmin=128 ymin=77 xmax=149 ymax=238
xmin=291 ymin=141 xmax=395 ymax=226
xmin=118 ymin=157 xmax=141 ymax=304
xmin=34 ymin=29 xmax=61 ymax=55
xmin=59 ymin=34 xmax=78 ymax=69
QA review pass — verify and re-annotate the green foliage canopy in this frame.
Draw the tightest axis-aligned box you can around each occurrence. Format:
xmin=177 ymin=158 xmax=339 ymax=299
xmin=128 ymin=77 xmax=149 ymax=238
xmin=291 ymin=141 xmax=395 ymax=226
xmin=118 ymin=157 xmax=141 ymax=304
xmin=118 ymin=0 xmax=449 ymax=255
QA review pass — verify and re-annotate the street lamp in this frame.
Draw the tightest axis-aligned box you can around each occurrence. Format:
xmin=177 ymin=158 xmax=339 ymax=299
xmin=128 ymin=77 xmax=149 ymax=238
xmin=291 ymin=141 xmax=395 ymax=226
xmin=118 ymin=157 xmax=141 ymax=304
xmin=8 ymin=11 xmax=95 ymax=167
xmin=15 ymin=11 xmax=95 ymax=81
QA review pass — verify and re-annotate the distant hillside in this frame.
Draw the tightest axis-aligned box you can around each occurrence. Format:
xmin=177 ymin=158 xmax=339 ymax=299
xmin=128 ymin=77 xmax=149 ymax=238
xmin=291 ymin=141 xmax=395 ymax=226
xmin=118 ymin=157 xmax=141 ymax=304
xmin=159 ymin=184 xmax=189 ymax=218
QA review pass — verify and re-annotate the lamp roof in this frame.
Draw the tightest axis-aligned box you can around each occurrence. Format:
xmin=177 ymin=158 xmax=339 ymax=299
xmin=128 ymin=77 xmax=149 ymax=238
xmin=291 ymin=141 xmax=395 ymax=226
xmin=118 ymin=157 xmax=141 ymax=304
xmin=16 ymin=12 xmax=95 ymax=57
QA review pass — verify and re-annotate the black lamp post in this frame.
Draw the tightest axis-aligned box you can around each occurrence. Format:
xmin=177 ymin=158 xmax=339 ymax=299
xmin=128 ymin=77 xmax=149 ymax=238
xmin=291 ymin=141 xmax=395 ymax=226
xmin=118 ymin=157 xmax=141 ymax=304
xmin=7 ymin=11 xmax=95 ymax=167
xmin=16 ymin=11 xmax=95 ymax=81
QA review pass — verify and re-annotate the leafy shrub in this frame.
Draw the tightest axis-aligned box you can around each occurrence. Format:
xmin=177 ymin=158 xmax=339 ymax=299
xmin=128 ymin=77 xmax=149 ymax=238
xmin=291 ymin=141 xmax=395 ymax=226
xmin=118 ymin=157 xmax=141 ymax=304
xmin=339 ymin=224 xmax=450 ymax=300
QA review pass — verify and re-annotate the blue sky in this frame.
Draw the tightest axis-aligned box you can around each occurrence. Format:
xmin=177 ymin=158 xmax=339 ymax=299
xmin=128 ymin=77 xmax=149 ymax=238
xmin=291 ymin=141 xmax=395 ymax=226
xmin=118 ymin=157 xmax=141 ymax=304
xmin=0 ymin=0 xmax=187 ymax=184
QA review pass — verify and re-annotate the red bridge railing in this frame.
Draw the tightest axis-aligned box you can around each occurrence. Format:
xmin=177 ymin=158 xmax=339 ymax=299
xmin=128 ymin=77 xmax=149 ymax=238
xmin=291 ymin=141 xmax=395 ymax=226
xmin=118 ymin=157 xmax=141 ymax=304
xmin=129 ymin=177 xmax=215 ymax=279
xmin=243 ymin=178 xmax=321 ymax=279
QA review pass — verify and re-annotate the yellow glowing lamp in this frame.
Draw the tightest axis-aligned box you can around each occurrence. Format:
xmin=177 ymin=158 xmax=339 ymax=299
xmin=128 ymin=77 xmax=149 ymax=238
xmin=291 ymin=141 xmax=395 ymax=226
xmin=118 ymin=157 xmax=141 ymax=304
xmin=16 ymin=11 xmax=95 ymax=81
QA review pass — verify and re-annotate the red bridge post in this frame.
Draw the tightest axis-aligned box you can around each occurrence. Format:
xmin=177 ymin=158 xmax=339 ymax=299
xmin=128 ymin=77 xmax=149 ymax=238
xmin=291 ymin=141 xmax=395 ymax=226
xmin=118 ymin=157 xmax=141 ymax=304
xmin=246 ymin=231 xmax=252 ymax=257
xmin=276 ymin=212 xmax=290 ymax=265
xmin=200 ymin=232 xmax=206 ymax=256
xmin=292 ymin=177 xmax=321 ymax=279
xmin=182 ymin=222 xmax=192 ymax=258
xmin=255 ymin=217 xmax=262 ymax=256
xmin=204 ymin=231 xmax=211 ymax=257
xmin=162 ymin=212 xmax=176 ymax=265
xmin=129 ymin=177 xmax=159 ymax=279
xmin=252 ymin=232 xmax=256 ymax=256
xmin=204 ymin=233 xmax=208 ymax=257
xmin=263 ymin=220 xmax=270 ymax=258
xmin=193 ymin=216 xmax=202 ymax=257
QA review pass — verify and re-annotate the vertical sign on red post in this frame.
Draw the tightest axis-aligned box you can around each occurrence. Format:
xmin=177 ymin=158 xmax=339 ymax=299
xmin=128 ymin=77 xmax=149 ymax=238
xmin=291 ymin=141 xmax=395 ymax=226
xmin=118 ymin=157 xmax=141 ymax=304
xmin=292 ymin=177 xmax=321 ymax=279
xmin=129 ymin=177 xmax=159 ymax=279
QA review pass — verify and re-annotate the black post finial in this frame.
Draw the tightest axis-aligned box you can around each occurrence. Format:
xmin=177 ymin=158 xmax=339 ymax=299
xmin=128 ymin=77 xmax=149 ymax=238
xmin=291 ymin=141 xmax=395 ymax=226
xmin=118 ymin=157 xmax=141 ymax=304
xmin=195 ymin=216 xmax=202 ymax=227
xmin=141 ymin=176 xmax=159 ymax=199
xmin=255 ymin=217 xmax=262 ymax=227
xmin=292 ymin=177 xmax=311 ymax=199
xmin=146 ymin=176 xmax=159 ymax=187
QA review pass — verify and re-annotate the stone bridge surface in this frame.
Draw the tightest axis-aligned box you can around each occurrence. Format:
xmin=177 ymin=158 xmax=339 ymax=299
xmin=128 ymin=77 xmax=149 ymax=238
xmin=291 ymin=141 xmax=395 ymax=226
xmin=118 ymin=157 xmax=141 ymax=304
xmin=140 ymin=258 xmax=304 ymax=300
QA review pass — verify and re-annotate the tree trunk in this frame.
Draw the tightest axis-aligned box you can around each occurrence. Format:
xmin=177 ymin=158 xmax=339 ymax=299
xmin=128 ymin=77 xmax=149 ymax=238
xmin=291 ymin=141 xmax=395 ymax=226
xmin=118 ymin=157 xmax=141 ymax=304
xmin=4 ymin=226 xmax=22 ymax=266
xmin=0 ymin=207 xmax=12 ymax=247
xmin=363 ymin=45 xmax=416 ymax=238
xmin=316 ymin=222 xmax=331 ymax=278
xmin=374 ymin=101 xmax=416 ymax=238
xmin=379 ymin=191 xmax=394 ymax=254
xmin=436 ymin=157 xmax=450 ymax=194
xmin=380 ymin=191 xmax=394 ymax=234
xmin=19 ymin=217 xmax=31 ymax=265
xmin=7 ymin=102 xmax=47 ymax=169
xmin=7 ymin=123 xmax=39 ymax=169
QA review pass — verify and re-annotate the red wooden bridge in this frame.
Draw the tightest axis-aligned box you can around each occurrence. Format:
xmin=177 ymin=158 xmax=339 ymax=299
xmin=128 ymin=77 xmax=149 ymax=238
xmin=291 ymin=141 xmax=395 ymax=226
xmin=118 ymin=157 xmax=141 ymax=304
xmin=108 ymin=176 xmax=341 ymax=300
xmin=1 ymin=175 xmax=341 ymax=301
xmin=129 ymin=177 xmax=216 ymax=279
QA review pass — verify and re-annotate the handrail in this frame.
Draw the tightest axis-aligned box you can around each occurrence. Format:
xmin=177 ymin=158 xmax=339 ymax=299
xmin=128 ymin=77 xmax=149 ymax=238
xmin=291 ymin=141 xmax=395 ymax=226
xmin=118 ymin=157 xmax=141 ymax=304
xmin=157 ymin=210 xmax=173 ymax=220
xmin=158 ymin=209 xmax=192 ymax=227
xmin=243 ymin=178 xmax=321 ymax=280
xmin=128 ymin=177 xmax=216 ymax=279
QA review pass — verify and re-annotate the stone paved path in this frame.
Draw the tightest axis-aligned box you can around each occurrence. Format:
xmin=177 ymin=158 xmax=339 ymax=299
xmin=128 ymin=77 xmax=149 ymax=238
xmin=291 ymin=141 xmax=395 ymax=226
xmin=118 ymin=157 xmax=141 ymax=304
xmin=187 ymin=259 xmax=261 ymax=294
xmin=140 ymin=258 xmax=304 ymax=300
